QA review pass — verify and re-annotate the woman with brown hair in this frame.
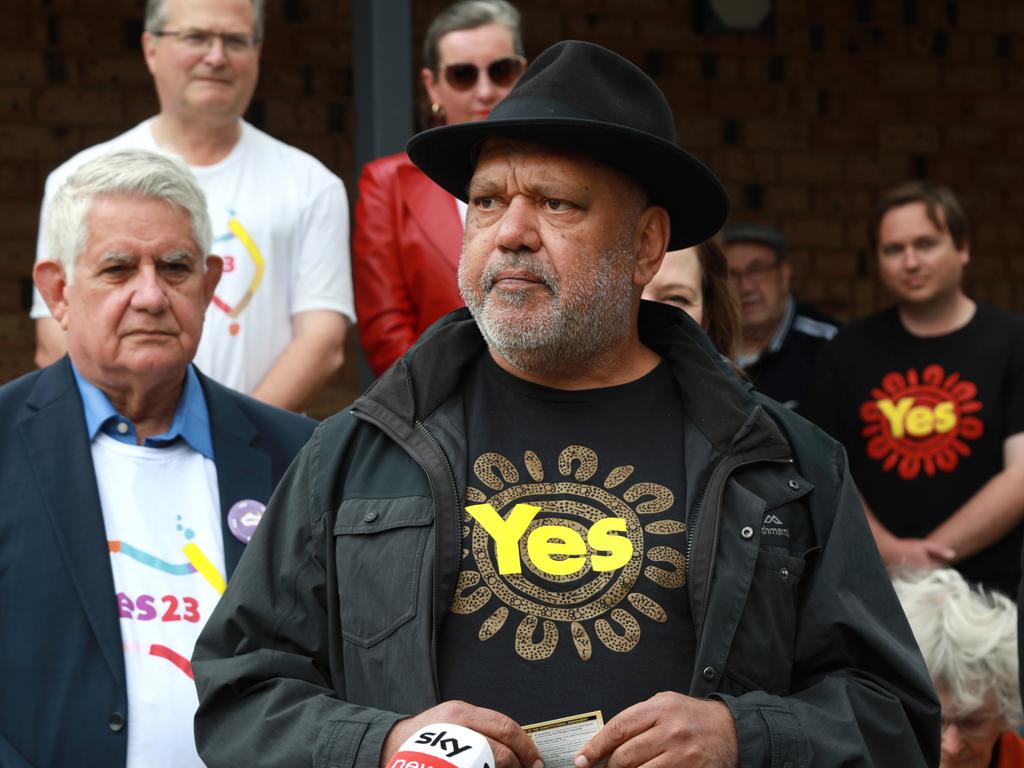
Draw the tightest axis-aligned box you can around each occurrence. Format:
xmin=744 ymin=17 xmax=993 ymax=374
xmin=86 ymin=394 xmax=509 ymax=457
xmin=643 ymin=238 xmax=741 ymax=360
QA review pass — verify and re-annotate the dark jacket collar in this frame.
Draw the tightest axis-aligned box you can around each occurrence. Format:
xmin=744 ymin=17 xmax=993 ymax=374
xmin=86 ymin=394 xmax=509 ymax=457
xmin=360 ymin=301 xmax=791 ymax=460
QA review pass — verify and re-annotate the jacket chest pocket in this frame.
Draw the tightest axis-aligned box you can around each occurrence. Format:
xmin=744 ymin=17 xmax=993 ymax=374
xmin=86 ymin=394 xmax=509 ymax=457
xmin=334 ymin=497 xmax=433 ymax=647
xmin=724 ymin=545 xmax=812 ymax=695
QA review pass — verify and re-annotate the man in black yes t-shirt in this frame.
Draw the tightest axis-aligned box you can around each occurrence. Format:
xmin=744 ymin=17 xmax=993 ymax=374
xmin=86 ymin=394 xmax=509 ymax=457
xmin=193 ymin=42 xmax=939 ymax=768
xmin=805 ymin=181 xmax=1024 ymax=596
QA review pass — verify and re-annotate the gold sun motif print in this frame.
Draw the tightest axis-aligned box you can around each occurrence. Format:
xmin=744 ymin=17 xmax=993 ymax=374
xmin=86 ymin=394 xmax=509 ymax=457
xmin=452 ymin=445 xmax=686 ymax=662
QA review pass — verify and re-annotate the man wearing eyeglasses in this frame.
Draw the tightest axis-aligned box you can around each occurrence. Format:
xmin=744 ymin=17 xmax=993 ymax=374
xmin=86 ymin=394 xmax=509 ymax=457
xmin=722 ymin=222 xmax=838 ymax=410
xmin=30 ymin=0 xmax=353 ymax=413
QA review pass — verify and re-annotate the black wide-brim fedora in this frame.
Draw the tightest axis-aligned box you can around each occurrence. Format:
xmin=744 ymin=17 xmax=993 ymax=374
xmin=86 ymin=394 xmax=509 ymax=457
xmin=407 ymin=40 xmax=729 ymax=251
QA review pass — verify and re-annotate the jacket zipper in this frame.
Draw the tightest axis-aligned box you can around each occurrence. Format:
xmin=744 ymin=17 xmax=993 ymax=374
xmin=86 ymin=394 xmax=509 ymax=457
xmin=416 ymin=419 xmax=461 ymax=701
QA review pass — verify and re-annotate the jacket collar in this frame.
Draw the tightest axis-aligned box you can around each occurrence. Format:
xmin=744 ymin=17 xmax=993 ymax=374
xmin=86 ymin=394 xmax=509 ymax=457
xmin=360 ymin=301 xmax=791 ymax=460
xmin=198 ymin=372 xmax=270 ymax=577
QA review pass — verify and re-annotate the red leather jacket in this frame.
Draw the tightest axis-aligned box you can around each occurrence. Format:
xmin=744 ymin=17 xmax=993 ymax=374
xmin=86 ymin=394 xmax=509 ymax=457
xmin=353 ymin=152 xmax=464 ymax=375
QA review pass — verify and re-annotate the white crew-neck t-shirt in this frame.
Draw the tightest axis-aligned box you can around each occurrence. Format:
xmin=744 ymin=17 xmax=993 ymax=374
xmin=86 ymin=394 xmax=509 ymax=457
xmin=92 ymin=434 xmax=224 ymax=768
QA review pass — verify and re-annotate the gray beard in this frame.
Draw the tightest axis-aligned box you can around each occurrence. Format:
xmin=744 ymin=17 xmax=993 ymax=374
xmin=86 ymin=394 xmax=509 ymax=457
xmin=459 ymin=237 xmax=636 ymax=377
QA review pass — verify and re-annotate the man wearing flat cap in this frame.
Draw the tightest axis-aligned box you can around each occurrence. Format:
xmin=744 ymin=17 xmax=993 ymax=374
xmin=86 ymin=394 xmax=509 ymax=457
xmin=193 ymin=41 xmax=938 ymax=767
xmin=721 ymin=223 xmax=838 ymax=411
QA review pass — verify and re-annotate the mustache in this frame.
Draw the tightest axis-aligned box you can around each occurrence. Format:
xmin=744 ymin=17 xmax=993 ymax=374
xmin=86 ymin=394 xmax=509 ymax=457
xmin=481 ymin=253 xmax=559 ymax=294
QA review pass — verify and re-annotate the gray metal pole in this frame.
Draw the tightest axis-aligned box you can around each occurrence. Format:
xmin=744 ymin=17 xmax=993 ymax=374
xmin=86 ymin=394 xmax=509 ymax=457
xmin=351 ymin=0 xmax=415 ymax=392
xmin=352 ymin=0 xmax=414 ymax=173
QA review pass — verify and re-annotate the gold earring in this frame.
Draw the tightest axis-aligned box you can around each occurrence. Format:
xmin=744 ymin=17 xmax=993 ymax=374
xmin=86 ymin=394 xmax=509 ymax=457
xmin=430 ymin=102 xmax=446 ymax=126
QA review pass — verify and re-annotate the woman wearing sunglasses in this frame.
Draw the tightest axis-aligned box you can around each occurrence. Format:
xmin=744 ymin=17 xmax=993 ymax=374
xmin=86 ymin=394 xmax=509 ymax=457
xmin=353 ymin=0 xmax=526 ymax=376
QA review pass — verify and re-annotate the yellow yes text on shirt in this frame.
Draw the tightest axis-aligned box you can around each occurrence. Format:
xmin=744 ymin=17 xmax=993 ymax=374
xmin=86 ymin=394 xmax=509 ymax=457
xmin=877 ymin=397 xmax=956 ymax=438
xmin=466 ymin=503 xmax=633 ymax=576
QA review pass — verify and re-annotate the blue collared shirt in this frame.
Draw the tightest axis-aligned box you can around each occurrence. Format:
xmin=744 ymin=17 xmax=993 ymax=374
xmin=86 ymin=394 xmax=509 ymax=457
xmin=71 ymin=363 xmax=214 ymax=460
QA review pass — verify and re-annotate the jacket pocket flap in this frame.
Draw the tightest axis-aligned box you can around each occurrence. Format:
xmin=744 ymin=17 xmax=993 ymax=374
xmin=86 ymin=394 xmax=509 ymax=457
xmin=736 ymin=465 xmax=813 ymax=512
xmin=335 ymin=497 xmax=433 ymax=535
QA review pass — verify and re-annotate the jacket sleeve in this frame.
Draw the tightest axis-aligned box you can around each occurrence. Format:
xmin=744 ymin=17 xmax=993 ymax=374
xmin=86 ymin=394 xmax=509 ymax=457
xmin=192 ymin=426 xmax=402 ymax=768
xmin=0 ymin=736 xmax=35 ymax=768
xmin=716 ymin=447 xmax=940 ymax=767
xmin=352 ymin=157 xmax=420 ymax=376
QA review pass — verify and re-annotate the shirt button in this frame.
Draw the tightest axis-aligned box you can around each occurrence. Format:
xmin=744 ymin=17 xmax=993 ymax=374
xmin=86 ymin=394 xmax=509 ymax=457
xmin=116 ymin=422 xmax=129 ymax=435
xmin=787 ymin=479 xmax=800 ymax=490
xmin=109 ymin=712 xmax=125 ymax=732
xmin=779 ymin=567 xmax=790 ymax=581
xmin=702 ymin=666 xmax=717 ymax=681
xmin=363 ymin=510 xmax=378 ymax=523
xmin=740 ymin=526 xmax=754 ymax=539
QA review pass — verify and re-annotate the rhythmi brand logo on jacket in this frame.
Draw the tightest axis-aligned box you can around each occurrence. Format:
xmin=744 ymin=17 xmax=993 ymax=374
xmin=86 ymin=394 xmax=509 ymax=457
xmin=454 ymin=445 xmax=687 ymax=662
xmin=761 ymin=513 xmax=789 ymax=539
xmin=858 ymin=365 xmax=983 ymax=480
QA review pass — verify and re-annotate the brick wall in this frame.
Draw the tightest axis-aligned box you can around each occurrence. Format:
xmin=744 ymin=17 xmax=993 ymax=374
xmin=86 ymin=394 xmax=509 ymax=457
xmin=3 ymin=0 xmax=1022 ymax=416
xmin=492 ymin=0 xmax=1024 ymax=321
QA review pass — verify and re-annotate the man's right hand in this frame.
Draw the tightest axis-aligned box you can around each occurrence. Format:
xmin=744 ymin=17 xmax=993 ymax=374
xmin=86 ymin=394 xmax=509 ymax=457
xmin=380 ymin=700 xmax=542 ymax=768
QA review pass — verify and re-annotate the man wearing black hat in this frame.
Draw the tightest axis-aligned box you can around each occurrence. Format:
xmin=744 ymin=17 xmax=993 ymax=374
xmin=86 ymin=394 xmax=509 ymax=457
xmin=722 ymin=223 xmax=838 ymax=411
xmin=193 ymin=41 xmax=938 ymax=768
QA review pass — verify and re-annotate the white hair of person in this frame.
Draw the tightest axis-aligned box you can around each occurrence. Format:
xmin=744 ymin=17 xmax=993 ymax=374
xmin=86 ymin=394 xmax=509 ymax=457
xmin=892 ymin=568 xmax=1022 ymax=728
xmin=144 ymin=0 xmax=266 ymax=42
xmin=45 ymin=148 xmax=212 ymax=285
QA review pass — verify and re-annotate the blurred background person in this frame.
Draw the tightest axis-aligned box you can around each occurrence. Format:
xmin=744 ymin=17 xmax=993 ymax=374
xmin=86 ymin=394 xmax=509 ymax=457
xmin=893 ymin=568 xmax=1024 ymax=768
xmin=353 ymin=0 xmax=525 ymax=376
xmin=642 ymin=238 xmax=740 ymax=360
xmin=30 ymin=0 xmax=353 ymax=413
xmin=803 ymin=182 xmax=1024 ymax=596
xmin=722 ymin=222 xmax=837 ymax=410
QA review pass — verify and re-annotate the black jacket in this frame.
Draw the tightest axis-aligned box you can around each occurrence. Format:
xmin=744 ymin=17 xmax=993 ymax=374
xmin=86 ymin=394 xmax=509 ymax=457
xmin=194 ymin=303 xmax=939 ymax=768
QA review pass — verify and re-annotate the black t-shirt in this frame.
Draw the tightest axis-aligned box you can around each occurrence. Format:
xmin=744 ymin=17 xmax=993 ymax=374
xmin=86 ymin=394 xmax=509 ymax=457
xmin=803 ymin=304 xmax=1024 ymax=593
xmin=439 ymin=354 xmax=694 ymax=725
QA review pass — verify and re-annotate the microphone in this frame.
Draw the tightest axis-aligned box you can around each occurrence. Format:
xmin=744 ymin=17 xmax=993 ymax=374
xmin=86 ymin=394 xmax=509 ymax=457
xmin=385 ymin=723 xmax=495 ymax=768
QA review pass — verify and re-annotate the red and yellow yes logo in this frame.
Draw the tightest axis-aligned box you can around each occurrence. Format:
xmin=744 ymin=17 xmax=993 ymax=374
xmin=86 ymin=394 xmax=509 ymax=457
xmin=859 ymin=365 xmax=983 ymax=479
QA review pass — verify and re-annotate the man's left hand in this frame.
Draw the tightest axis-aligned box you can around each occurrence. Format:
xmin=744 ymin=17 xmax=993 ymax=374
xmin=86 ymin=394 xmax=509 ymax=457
xmin=575 ymin=692 xmax=738 ymax=768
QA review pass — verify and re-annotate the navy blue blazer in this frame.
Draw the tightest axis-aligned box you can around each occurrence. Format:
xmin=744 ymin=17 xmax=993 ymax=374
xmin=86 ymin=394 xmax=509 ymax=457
xmin=0 ymin=358 xmax=315 ymax=767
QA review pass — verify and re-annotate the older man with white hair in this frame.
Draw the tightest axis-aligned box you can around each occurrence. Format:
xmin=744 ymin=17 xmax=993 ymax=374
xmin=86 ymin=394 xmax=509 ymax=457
xmin=894 ymin=568 xmax=1024 ymax=768
xmin=0 ymin=148 xmax=314 ymax=767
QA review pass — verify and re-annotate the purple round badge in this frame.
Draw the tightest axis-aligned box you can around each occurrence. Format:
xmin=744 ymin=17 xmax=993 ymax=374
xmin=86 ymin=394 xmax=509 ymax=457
xmin=227 ymin=499 xmax=266 ymax=544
